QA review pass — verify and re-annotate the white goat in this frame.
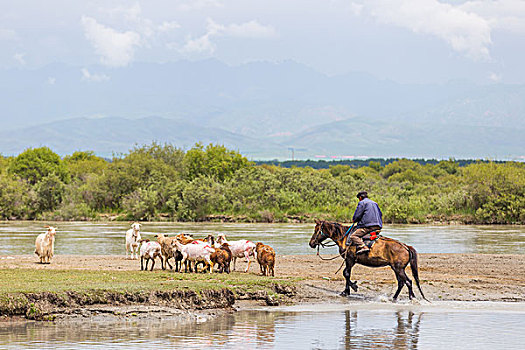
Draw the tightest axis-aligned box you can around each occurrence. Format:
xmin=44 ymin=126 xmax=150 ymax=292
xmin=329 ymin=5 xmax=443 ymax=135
xmin=125 ymin=222 xmax=142 ymax=259
xmin=216 ymin=233 xmax=256 ymax=272
xmin=35 ymin=226 xmax=57 ymax=264
xmin=140 ymin=240 xmax=162 ymax=271
xmin=171 ymin=240 xmax=215 ymax=274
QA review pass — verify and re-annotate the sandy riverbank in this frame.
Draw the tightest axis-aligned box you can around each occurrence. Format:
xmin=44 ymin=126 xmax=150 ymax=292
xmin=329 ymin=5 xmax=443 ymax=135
xmin=2 ymin=253 xmax=524 ymax=303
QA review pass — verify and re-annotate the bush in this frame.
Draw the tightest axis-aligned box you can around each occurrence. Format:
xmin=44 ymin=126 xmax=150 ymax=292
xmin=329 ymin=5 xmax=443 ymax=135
xmin=122 ymin=188 xmax=160 ymax=221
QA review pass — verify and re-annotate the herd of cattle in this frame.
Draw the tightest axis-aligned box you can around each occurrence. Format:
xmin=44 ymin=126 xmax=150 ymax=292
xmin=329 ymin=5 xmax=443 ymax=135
xmin=35 ymin=223 xmax=276 ymax=276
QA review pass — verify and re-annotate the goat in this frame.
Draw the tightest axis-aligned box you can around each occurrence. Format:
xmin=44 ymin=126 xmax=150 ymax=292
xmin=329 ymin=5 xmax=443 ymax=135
xmin=175 ymin=233 xmax=195 ymax=245
xmin=155 ymin=233 xmax=183 ymax=271
xmin=211 ymin=243 xmax=232 ymax=273
xmin=35 ymin=226 xmax=57 ymax=264
xmin=194 ymin=234 xmax=216 ymax=270
xmin=255 ymin=242 xmax=275 ymax=276
xmin=171 ymin=239 xmax=215 ymax=274
xmin=216 ymin=233 xmax=256 ymax=272
xmin=125 ymin=222 xmax=142 ymax=259
xmin=139 ymin=239 xmax=162 ymax=271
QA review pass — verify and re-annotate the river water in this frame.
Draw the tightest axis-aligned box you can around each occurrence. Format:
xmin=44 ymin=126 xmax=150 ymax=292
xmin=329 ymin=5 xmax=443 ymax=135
xmin=1 ymin=221 xmax=524 ymax=255
xmin=1 ymin=222 xmax=524 ymax=349
xmin=1 ymin=302 xmax=524 ymax=349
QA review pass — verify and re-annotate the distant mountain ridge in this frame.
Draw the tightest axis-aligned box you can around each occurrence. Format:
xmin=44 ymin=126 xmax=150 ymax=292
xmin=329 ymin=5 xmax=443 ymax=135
xmin=0 ymin=60 xmax=524 ymax=159
xmin=0 ymin=116 xmax=287 ymax=158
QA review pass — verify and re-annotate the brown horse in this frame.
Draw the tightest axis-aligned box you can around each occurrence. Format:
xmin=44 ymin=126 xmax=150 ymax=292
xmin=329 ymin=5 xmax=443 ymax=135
xmin=309 ymin=220 xmax=427 ymax=301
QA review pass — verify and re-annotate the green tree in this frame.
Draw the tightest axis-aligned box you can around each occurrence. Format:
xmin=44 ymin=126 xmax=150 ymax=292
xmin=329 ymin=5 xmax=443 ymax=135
xmin=34 ymin=173 xmax=66 ymax=212
xmin=178 ymin=176 xmax=225 ymax=220
xmin=131 ymin=142 xmax=185 ymax=173
xmin=0 ymin=174 xmax=34 ymax=219
xmin=9 ymin=147 xmax=69 ymax=185
xmin=122 ymin=187 xmax=160 ymax=221
xmin=183 ymin=143 xmax=251 ymax=182
xmin=63 ymin=151 xmax=108 ymax=180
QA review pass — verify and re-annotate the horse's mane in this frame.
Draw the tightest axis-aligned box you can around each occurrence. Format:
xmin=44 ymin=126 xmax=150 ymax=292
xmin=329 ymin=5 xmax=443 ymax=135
xmin=322 ymin=221 xmax=350 ymax=240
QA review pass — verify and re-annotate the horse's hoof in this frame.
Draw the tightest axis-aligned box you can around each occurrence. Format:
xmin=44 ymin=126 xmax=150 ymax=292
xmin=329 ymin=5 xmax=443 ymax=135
xmin=340 ymin=291 xmax=350 ymax=297
xmin=350 ymin=284 xmax=358 ymax=292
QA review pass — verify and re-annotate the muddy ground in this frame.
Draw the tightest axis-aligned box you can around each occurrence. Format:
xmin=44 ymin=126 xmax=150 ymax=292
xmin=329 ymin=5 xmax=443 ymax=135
xmin=2 ymin=253 xmax=524 ymax=303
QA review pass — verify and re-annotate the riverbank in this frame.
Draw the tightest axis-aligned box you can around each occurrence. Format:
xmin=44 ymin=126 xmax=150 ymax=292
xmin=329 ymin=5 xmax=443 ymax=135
xmin=1 ymin=253 xmax=524 ymax=322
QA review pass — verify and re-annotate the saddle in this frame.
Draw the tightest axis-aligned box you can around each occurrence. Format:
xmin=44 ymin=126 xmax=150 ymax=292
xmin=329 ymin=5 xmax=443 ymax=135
xmin=346 ymin=231 xmax=382 ymax=249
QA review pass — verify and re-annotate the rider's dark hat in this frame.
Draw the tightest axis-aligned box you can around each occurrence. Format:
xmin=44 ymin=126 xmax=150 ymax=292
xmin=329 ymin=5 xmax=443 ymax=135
xmin=356 ymin=191 xmax=368 ymax=199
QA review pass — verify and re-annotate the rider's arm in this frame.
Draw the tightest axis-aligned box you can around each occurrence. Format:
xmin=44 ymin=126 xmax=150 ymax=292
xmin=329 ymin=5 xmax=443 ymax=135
xmin=352 ymin=201 xmax=365 ymax=223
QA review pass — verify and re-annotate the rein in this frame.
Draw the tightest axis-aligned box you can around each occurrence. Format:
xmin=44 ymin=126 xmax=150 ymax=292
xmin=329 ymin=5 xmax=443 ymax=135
xmin=315 ymin=224 xmax=353 ymax=267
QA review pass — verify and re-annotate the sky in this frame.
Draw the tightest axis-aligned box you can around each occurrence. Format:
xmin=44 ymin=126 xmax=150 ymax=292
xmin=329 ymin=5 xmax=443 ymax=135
xmin=1 ymin=0 xmax=525 ymax=84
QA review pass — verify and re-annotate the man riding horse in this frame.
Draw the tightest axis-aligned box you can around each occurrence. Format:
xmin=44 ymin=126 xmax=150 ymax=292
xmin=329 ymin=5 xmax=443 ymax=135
xmin=351 ymin=191 xmax=382 ymax=254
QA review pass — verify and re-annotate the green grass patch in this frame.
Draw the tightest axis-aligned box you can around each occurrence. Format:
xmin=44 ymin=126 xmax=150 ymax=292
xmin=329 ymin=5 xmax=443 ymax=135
xmin=0 ymin=269 xmax=298 ymax=296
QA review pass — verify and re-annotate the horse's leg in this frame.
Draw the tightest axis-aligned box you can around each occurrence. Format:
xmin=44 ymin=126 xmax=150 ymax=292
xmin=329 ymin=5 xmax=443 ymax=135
xmin=401 ymin=268 xmax=415 ymax=299
xmin=392 ymin=264 xmax=413 ymax=300
xmin=341 ymin=259 xmax=357 ymax=296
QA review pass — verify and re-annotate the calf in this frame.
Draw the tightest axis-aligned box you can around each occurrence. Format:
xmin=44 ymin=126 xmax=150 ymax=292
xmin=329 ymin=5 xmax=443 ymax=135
xmin=35 ymin=226 xmax=57 ymax=264
xmin=255 ymin=242 xmax=275 ymax=276
xmin=139 ymin=239 xmax=162 ymax=271
xmin=216 ymin=233 xmax=256 ymax=272
xmin=125 ymin=222 xmax=142 ymax=259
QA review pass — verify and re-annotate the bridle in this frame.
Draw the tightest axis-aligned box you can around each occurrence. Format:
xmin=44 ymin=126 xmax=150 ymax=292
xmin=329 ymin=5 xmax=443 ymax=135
xmin=314 ymin=222 xmax=353 ymax=275
xmin=314 ymin=224 xmax=342 ymax=262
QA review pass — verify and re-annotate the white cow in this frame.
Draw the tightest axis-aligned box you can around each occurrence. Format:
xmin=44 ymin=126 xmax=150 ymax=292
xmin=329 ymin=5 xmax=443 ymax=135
xmin=125 ymin=222 xmax=142 ymax=259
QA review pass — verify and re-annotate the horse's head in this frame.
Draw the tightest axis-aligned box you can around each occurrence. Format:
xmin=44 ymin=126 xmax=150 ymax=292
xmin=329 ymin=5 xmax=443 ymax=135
xmin=309 ymin=220 xmax=330 ymax=248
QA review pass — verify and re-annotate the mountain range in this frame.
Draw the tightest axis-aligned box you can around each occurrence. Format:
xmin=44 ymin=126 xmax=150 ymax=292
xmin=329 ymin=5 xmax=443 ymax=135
xmin=1 ymin=60 xmax=524 ymax=159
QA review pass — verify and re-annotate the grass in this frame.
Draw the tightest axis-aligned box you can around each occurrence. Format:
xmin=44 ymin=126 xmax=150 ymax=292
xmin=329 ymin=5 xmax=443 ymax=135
xmin=0 ymin=269 xmax=298 ymax=296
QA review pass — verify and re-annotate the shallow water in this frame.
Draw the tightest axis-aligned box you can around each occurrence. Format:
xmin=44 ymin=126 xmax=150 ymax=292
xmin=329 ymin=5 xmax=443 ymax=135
xmin=0 ymin=221 xmax=524 ymax=256
xmin=1 ymin=302 xmax=524 ymax=349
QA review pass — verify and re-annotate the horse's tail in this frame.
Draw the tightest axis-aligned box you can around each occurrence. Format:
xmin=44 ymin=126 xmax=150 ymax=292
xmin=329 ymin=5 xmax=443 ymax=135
xmin=408 ymin=245 xmax=428 ymax=302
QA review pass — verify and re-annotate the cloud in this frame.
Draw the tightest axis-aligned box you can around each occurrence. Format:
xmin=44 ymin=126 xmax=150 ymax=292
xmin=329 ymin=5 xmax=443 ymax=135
xmin=183 ymin=33 xmax=216 ymax=53
xmin=13 ymin=53 xmax=26 ymax=65
xmin=81 ymin=16 xmax=141 ymax=67
xmin=352 ymin=0 xmax=492 ymax=60
xmin=0 ymin=28 xmax=17 ymax=41
xmin=182 ymin=18 xmax=277 ymax=54
xmin=488 ymin=72 xmax=501 ymax=82
xmin=177 ymin=0 xmax=223 ymax=12
xmin=220 ymin=20 xmax=277 ymax=38
xmin=81 ymin=68 xmax=110 ymax=82
xmin=47 ymin=77 xmax=56 ymax=85
xmin=461 ymin=0 xmax=525 ymax=35
xmin=157 ymin=21 xmax=181 ymax=33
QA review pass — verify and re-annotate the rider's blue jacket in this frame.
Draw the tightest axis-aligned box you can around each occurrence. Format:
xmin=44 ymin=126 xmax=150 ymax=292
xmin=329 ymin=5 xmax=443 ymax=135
xmin=352 ymin=198 xmax=383 ymax=229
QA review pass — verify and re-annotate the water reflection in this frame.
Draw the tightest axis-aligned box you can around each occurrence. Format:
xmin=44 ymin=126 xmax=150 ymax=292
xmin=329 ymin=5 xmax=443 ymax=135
xmin=2 ymin=306 xmax=524 ymax=349
xmin=0 ymin=221 xmax=524 ymax=256
xmin=336 ymin=310 xmax=422 ymax=350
